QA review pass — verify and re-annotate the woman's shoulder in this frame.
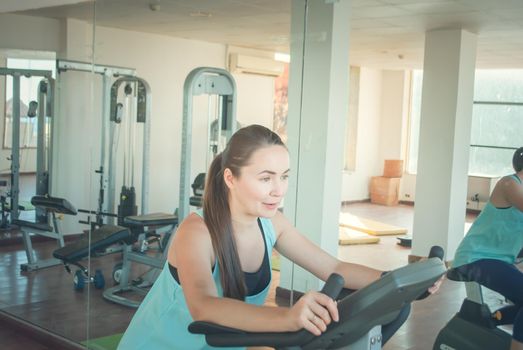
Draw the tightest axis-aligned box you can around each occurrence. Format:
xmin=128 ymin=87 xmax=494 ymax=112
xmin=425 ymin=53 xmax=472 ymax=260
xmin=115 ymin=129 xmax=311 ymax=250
xmin=497 ymin=174 xmax=522 ymax=188
xmin=267 ymin=210 xmax=292 ymax=239
xmin=175 ymin=213 xmax=211 ymax=243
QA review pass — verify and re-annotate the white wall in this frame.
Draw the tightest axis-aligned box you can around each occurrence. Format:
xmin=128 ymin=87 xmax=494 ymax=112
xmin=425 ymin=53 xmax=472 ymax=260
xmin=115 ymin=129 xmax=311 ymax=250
xmin=0 ymin=14 xmax=63 ymax=53
xmin=378 ymin=70 xmax=408 ymax=161
xmin=341 ymin=68 xmax=383 ymax=200
xmin=340 ymin=67 xmax=497 ymax=207
xmin=233 ymin=73 xmax=274 ymax=128
xmin=341 ymin=68 xmax=409 ymax=201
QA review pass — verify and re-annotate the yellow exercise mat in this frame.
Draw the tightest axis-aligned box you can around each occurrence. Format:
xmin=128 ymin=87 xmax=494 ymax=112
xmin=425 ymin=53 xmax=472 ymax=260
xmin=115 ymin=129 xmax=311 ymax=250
xmin=339 ymin=212 xmax=408 ymax=236
xmin=339 ymin=227 xmax=380 ymax=245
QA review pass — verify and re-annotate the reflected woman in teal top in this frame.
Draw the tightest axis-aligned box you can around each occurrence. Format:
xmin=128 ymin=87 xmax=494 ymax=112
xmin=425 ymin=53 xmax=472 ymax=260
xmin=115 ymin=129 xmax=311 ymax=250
xmin=118 ymin=125 xmax=421 ymax=349
xmin=453 ymin=147 xmax=523 ymax=349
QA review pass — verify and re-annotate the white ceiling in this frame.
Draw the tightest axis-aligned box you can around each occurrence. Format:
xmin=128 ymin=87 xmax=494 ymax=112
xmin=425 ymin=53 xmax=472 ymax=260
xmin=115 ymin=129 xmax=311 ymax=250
xmin=6 ymin=0 xmax=523 ymax=69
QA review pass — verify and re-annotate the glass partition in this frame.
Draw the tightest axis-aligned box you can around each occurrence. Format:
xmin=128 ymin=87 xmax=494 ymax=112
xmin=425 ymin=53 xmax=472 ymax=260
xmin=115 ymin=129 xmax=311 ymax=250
xmin=0 ymin=0 xmax=98 ymax=345
xmin=0 ymin=0 xmax=314 ymax=348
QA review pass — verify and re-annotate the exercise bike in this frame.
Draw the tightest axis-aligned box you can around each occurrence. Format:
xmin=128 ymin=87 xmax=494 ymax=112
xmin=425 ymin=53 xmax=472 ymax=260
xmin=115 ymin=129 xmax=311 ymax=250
xmin=433 ymin=267 xmax=513 ymax=349
xmin=190 ymin=247 xmax=446 ymax=350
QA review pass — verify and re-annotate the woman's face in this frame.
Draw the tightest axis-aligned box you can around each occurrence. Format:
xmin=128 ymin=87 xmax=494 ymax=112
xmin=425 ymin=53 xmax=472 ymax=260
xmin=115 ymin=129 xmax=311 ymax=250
xmin=227 ymin=145 xmax=290 ymax=219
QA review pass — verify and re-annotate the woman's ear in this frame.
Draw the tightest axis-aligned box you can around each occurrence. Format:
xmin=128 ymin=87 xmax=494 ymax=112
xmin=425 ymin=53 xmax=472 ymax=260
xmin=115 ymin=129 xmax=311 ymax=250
xmin=223 ymin=168 xmax=234 ymax=189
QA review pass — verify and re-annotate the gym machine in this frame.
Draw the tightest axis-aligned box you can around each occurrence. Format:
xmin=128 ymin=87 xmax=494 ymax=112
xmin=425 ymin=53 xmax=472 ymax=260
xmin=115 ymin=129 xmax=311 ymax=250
xmin=55 ymin=59 xmax=148 ymax=228
xmin=0 ymin=67 xmax=54 ymax=225
xmin=179 ymin=67 xmax=238 ymax=219
xmin=54 ymin=61 xmax=177 ymax=305
xmin=0 ymin=68 xmax=68 ymax=272
xmin=433 ymin=267 xmax=512 ymax=349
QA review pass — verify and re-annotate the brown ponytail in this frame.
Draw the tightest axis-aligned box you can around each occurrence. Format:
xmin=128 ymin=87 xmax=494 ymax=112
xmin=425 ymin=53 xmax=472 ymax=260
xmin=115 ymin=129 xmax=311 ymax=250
xmin=203 ymin=153 xmax=246 ymax=300
xmin=202 ymin=125 xmax=285 ymax=300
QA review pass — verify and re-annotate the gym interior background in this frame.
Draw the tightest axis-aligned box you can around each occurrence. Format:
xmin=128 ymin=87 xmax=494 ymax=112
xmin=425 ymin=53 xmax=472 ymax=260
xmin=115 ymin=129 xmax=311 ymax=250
xmin=1 ymin=1 xmax=523 ymax=349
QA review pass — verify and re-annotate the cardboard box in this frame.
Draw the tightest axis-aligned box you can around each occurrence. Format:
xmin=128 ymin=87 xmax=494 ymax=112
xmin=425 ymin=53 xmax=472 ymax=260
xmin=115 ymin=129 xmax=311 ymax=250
xmin=383 ymin=159 xmax=404 ymax=178
xmin=370 ymin=176 xmax=400 ymax=206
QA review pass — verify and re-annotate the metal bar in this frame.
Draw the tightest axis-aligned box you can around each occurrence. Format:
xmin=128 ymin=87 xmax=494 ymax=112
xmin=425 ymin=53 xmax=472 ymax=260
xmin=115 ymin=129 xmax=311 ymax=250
xmin=21 ymin=229 xmax=36 ymax=265
xmin=473 ymin=100 xmax=523 ymax=106
xmin=46 ymin=78 xmax=55 ymax=197
xmin=56 ymin=59 xmax=135 ymax=77
xmin=140 ymin=79 xmax=151 ymax=215
xmin=11 ymin=74 xmax=21 ymax=220
xmin=465 ymin=281 xmax=484 ymax=304
xmin=470 ymin=144 xmax=518 ymax=150
xmin=36 ymin=80 xmax=48 ymax=223
xmin=103 ymin=74 xmax=115 ymax=225
xmin=0 ymin=68 xmax=52 ymax=78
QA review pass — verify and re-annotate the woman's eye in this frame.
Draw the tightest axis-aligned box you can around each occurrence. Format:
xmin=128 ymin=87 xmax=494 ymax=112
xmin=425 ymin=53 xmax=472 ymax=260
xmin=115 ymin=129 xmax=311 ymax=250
xmin=260 ymin=177 xmax=271 ymax=182
xmin=281 ymin=174 xmax=289 ymax=181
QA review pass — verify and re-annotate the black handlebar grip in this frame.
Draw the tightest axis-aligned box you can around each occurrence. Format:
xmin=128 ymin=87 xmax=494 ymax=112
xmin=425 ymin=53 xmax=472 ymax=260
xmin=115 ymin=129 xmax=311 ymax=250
xmin=428 ymin=245 xmax=444 ymax=260
xmin=320 ymin=273 xmax=345 ymax=300
xmin=417 ymin=245 xmax=445 ymax=300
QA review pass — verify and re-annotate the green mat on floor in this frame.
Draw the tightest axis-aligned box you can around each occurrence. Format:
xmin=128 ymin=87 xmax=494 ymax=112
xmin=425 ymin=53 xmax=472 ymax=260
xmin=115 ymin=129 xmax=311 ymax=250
xmin=81 ymin=257 xmax=281 ymax=350
xmin=82 ymin=333 xmax=123 ymax=350
xmin=271 ymin=254 xmax=280 ymax=271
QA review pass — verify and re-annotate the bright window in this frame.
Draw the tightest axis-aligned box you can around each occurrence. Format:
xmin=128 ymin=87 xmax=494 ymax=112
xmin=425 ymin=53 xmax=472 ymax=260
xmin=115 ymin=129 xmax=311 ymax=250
xmin=3 ymin=58 xmax=55 ymax=149
xmin=407 ymin=69 xmax=523 ymax=177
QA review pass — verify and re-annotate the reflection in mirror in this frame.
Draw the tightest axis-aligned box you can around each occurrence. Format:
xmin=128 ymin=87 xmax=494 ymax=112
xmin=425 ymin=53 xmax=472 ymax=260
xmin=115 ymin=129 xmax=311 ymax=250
xmin=0 ymin=1 xmax=99 ymax=348
xmin=0 ymin=0 xmax=297 ymax=348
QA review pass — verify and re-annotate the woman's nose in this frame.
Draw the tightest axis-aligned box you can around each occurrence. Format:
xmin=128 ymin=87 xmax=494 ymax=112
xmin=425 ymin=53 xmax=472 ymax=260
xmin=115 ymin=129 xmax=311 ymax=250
xmin=271 ymin=180 xmax=286 ymax=196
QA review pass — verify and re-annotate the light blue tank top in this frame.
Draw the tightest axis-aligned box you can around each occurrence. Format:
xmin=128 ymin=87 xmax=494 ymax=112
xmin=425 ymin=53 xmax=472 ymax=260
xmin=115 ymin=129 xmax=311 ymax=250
xmin=453 ymin=174 xmax=523 ymax=267
xmin=117 ymin=214 xmax=277 ymax=350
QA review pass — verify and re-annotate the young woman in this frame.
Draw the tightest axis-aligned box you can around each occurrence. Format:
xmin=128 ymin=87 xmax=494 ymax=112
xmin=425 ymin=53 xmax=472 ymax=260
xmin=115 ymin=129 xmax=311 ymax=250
xmin=118 ymin=124 xmax=431 ymax=349
xmin=452 ymin=147 xmax=523 ymax=350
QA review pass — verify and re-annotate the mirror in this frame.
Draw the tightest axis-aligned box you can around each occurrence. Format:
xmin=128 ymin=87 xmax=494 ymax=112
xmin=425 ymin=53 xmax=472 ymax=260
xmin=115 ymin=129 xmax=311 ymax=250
xmin=0 ymin=0 xmax=304 ymax=348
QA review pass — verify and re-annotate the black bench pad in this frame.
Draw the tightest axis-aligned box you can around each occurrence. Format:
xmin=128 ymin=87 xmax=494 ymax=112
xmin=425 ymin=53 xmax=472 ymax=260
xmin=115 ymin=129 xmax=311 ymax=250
xmin=31 ymin=195 xmax=77 ymax=215
xmin=124 ymin=212 xmax=178 ymax=226
xmin=53 ymin=225 xmax=130 ymax=263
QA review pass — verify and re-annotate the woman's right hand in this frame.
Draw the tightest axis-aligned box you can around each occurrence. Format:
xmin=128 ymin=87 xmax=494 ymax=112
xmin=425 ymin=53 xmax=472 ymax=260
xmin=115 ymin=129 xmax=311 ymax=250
xmin=287 ymin=291 xmax=339 ymax=336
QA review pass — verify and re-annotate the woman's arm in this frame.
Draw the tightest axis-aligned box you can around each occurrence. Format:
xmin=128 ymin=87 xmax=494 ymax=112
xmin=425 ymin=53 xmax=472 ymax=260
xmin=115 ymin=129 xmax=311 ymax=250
xmin=271 ymin=211 xmax=382 ymax=290
xmin=169 ymin=214 xmax=337 ymax=335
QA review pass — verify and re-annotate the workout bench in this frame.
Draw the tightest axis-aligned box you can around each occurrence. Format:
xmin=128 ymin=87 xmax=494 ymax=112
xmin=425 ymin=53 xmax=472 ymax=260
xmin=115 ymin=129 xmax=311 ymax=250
xmin=14 ymin=195 xmax=77 ymax=272
xmin=53 ymin=212 xmax=178 ymax=307
xmin=103 ymin=212 xmax=178 ymax=307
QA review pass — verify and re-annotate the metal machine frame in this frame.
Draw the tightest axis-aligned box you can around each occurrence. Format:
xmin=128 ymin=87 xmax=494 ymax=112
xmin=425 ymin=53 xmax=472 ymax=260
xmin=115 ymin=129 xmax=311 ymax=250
xmin=0 ymin=68 xmax=54 ymax=223
xmin=56 ymin=60 xmax=150 ymax=226
xmin=178 ymin=67 xmax=237 ymax=221
xmin=433 ymin=269 xmax=512 ymax=349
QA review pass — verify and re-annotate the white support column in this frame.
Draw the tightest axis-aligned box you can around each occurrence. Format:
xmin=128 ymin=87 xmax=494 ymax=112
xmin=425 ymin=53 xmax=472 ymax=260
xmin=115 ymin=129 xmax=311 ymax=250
xmin=412 ymin=29 xmax=477 ymax=261
xmin=280 ymin=0 xmax=351 ymax=293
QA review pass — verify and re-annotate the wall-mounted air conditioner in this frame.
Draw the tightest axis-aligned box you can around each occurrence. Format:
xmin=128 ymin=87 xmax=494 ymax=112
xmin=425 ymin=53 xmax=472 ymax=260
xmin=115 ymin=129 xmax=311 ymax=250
xmin=228 ymin=53 xmax=284 ymax=77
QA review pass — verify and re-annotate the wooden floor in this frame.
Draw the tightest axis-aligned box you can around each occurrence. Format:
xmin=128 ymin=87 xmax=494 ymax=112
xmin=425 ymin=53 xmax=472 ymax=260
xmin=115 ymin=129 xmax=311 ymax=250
xmin=0 ymin=202 xmax=508 ymax=350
